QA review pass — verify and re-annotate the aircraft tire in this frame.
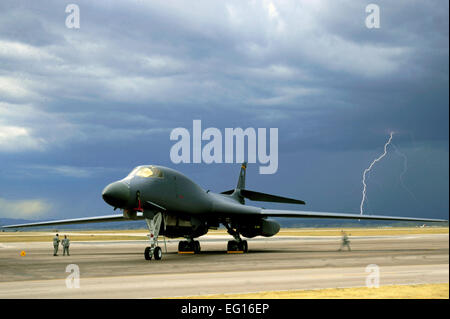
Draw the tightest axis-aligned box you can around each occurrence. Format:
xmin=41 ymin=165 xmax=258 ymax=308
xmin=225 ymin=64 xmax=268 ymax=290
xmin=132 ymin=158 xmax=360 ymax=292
xmin=144 ymin=247 xmax=152 ymax=260
xmin=194 ymin=241 xmax=201 ymax=253
xmin=178 ymin=240 xmax=189 ymax=252
xmin=240 ymin=240 xmax=248 ymax=253
xmin=227 ymin=240 xmax=239 ymax=251
xmin=154 ymin=246 xmax=162 ymax=260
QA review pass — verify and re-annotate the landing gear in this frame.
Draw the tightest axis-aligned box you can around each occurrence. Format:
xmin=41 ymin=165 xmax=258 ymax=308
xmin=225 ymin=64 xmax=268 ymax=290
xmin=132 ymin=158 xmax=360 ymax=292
xmin=153 ymin=246 xmax=162 ymax=260
xmin=194 ymin=241 xmax=201 ymax=253
xmin=240 ymin=240 xmax=248 ymax=253
xmin=227 ymin=240 xmax=248 ymax=252
xmin=227 ymin=240 xmax=238 ymax=251
xmin=144 ymin=246 xmax=152 ymax=260
xmin=178 ymin=239 xmax=201 ymax=253
xmin=144 ymin=245 xmax=163 ymax=260
xmin=144 ymin=212 xmax=163 ymax=261
xmin=224 ymin=223 xmax=248 ymax=253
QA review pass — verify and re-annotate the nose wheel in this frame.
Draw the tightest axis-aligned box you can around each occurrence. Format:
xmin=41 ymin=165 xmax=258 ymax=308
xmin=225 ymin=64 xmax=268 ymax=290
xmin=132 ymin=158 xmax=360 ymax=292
xmin=144 ymin=212 xmax=163 ymax=261
xmin=144 ymin=246 xmax=162 ymax=260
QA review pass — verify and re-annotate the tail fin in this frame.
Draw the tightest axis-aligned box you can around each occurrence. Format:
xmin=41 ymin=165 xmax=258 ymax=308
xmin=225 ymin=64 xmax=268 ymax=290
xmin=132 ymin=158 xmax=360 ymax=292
xmin=220 ymin=162 xmax=246 ymax=204
xmin=236 ymin=162 xmax=247 ymax=190
xmin=220 ymin=162 xmax=305 ymax=205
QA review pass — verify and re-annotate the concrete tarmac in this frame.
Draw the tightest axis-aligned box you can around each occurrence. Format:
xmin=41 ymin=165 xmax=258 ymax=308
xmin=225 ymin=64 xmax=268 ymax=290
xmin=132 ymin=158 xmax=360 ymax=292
xmin=0 ymin=234 xmax=448 ymax=298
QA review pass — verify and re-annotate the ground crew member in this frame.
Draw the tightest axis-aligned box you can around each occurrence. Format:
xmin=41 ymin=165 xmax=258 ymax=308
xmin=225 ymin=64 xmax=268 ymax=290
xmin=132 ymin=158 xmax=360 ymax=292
xmin=53 ymin=234 xmax=60 ymax=256
xmin=62 ymin=235 xmax=70 ymax=256
xmin=339 ymin=230 xmax=351 ymax=251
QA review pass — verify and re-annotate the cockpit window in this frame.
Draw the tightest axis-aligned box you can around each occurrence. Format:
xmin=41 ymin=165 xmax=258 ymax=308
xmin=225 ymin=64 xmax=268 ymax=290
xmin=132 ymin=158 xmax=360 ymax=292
xmin=126 ymin=167 xmax=140 ymax=178
xmin=132 ymin=166 xmax=164 ymax=178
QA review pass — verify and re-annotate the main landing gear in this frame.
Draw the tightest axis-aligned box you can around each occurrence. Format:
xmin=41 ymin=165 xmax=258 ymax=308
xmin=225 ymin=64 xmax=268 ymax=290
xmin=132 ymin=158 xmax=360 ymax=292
xmin=144 ymin=212 xmax=163 ymax=260
xmin=178 ymin=239 xmax=201 ymax=253
xmin=227 ymin=240 xmax=248 ymax=252
xmin=224 ymin=223 xmax=248 ymax=253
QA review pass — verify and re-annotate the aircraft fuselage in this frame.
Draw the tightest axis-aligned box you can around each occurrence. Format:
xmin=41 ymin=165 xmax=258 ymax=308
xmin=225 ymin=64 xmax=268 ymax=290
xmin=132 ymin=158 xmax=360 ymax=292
xmin=102 ymin=165 xmax=263 ymax=239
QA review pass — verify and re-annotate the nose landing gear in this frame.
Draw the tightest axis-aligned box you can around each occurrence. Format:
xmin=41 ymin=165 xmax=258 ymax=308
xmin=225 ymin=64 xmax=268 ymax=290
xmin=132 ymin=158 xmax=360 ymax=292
xmin=144 ymin=246 xmax=163 ymax=260
xmin=144 ymin=212 xmax=163 ymax=261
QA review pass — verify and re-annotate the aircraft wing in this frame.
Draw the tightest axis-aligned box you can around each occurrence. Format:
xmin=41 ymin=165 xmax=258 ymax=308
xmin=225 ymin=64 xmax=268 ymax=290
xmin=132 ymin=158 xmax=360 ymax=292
xmin=1 ymin=213 xmax=144 ymax=229
xmin=260 ymin=209 xmax=447 ymax=223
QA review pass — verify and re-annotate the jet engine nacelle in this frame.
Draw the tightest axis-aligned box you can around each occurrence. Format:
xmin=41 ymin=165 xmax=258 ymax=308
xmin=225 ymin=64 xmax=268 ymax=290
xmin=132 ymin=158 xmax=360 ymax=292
xmin=239 ymin=219 xmax=280 ymax=238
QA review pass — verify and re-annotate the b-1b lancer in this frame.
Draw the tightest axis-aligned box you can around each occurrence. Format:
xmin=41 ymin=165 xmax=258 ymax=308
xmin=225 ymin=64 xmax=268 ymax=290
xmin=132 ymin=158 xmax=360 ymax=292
xmin=3 ymin=163 xmax=446 ymax=260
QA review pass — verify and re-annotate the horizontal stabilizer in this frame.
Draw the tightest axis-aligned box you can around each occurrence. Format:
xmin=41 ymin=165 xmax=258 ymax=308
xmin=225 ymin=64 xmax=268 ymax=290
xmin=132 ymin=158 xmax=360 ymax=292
xmin=220 ymin=189 xmax=305 ymax=205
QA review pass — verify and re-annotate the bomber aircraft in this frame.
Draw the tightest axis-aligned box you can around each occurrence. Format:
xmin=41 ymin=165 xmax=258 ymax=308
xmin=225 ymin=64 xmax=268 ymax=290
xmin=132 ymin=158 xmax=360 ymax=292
xmin=2 ymin=163 xmax=446 ymax=260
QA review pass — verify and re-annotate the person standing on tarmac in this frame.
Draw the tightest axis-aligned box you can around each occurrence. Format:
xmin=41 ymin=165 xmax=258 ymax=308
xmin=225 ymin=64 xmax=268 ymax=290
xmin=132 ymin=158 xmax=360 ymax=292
xmin=62 ymin=235 xmax=70 ymax=256
xmin=53 ymin=234 xmax=60 ymax=256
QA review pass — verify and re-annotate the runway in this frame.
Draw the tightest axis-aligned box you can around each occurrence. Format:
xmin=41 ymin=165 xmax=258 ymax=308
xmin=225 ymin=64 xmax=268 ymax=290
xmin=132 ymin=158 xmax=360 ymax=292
xmin=0 ymin=233 xmax=448 ymax=298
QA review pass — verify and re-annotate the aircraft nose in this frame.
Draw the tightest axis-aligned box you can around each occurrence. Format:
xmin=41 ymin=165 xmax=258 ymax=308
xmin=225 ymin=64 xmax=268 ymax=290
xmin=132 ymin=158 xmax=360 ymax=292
xmin=102 ymin=181 xmax=130 ymax=208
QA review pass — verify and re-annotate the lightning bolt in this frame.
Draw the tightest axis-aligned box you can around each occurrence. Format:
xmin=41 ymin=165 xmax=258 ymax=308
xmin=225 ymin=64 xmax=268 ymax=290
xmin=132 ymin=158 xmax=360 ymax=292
xmin=360 ymin=132 xmax=394 ymax=215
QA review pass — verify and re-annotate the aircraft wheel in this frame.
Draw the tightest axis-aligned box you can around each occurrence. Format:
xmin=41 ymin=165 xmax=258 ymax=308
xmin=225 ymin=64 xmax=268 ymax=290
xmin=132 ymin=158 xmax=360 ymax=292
xmin=240 ymin=240 xmax=248 ymax=253
xmin=178 ymin=240 xmax=189 ymax=252
xmin=144 ymin=247 xmax=152 ymax=260
xmin=227 ymin=240 xmax=239 ymax=251
xmin=194 ymin=241 xmax=201 ymax=253
xmin=154 ymin=246 xmax=162 ymax=260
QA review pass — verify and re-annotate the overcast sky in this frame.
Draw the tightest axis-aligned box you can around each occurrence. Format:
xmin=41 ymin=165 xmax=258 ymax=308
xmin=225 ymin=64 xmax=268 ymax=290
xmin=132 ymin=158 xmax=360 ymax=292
xmin=0 ymin=0 xmax=448 ymax=221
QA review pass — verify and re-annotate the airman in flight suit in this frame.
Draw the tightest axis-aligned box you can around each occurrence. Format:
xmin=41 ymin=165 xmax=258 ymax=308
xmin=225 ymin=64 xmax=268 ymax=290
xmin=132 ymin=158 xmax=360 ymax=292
xmin=53 ymin=234 xmax=60 ymax=256
xmin=62 ymin=235 xmax=70 ymax=256
xmin=339 ymin=230 xmax=351 ymax=251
